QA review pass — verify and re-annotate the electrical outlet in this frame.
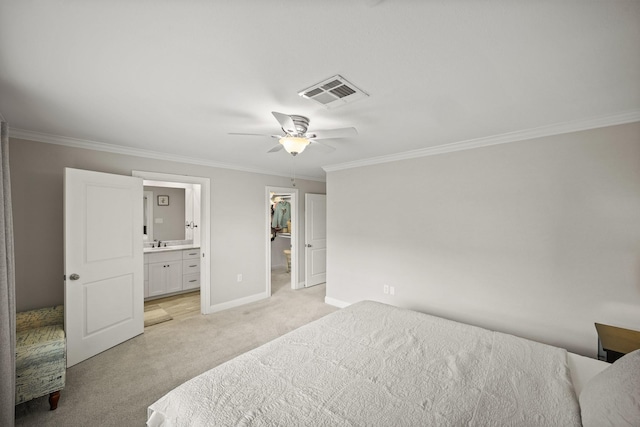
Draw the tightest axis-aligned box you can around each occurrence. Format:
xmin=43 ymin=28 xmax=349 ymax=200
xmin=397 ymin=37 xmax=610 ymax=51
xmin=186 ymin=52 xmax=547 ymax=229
xmin=383 ymin=284 xmax=389 ymax=294
xmin=390 ymin=286 xmax=395 ymax=296
xmin=237 ymin=274 xmax=242 ymax=282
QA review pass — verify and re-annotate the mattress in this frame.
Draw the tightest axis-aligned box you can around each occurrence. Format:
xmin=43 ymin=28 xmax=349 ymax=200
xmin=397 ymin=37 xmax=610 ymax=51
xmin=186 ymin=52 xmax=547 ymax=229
xmin=148 ymin=300 xmax=590 ymax=426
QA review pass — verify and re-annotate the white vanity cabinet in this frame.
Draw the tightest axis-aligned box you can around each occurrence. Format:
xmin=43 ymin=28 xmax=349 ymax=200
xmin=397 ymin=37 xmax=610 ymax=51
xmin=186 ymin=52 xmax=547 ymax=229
xmin=144 ymin=248 xmax=201 ymax=299
xmin=144 ymin=256 xmax=149 ymax=298
xmin=182 ymin=249 xmax=200 ymax=291
xmin=147 ymin=251 xmax=183 ymax=297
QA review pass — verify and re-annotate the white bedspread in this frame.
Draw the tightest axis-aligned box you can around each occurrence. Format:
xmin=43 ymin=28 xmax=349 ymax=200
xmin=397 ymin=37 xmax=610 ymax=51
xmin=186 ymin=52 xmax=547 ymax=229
xmin=148 ymin=301 xmax=581 ymax=426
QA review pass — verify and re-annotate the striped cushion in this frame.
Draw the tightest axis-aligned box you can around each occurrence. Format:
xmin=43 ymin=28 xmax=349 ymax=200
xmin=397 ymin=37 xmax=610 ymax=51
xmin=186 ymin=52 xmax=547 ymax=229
xmin=15 ymin=314 xmax=66 ymax=405
xmin=16 ymin=305 xmax=64 ymax=332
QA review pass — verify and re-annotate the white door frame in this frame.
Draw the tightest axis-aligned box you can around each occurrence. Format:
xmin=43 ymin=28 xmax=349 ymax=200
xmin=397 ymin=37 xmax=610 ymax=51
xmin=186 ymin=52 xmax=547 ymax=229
xmin=133 ymin=171 xmax=212 ymax=315
xmin=266 ymin=186 xmax=299 ymax=295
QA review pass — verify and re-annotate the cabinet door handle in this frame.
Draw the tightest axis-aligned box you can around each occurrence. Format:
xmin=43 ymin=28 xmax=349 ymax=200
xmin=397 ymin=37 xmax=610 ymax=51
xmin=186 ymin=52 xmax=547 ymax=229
xmin=189 ymin=265 xmax=197 ymax=267
xmin=189 ymin=280 xmax=197 ymax=283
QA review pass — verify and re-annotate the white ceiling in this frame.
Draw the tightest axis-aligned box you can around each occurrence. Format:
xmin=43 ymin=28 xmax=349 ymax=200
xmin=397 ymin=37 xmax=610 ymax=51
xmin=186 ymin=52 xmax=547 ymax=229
xmin=1 ymin=1 xmax=639 ymax=180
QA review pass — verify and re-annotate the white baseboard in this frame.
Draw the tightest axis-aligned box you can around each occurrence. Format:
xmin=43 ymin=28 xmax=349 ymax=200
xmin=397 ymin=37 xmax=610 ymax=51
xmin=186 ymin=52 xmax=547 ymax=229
xmin=206 ymin=291 xmax=269 ymax=314
xmin=324 ymin=296 xmax=351 ymax=308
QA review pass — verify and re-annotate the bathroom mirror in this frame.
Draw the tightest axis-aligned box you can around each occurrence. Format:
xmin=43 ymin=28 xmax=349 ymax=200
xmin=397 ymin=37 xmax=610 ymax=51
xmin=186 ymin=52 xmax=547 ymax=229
xmin=143 ymin=186 xmax=186 ymax=242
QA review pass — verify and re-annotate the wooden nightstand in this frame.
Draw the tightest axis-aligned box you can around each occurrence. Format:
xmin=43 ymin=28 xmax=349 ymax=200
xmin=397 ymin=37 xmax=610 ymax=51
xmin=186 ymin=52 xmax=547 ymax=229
xmin=595 ymin=323 xmax=640 ymax=363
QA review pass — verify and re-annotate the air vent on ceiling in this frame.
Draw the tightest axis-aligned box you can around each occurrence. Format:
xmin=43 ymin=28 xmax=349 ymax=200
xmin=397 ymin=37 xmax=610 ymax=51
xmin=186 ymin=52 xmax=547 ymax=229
xmin=298 ymin=75 xmax=369 ymax=109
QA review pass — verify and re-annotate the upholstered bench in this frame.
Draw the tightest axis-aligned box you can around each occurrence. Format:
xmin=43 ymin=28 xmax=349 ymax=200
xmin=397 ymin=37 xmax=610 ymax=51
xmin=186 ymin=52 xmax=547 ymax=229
xmin=15 ymin=305 xmax=66 ymax=410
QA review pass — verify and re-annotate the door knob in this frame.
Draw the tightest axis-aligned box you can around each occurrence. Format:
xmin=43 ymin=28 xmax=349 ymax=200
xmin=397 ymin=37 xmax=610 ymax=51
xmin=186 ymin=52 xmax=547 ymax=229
xmin=69 ymin=273 xmax=80 ymax=280
xmin=306 ymin=244 xmax=312 ymax=248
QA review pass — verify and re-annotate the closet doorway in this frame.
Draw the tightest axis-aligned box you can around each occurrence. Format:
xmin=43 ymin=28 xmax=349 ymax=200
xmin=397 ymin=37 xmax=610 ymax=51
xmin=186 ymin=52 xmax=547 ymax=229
xmin=266 ymin=186 xmax=298 ymax=295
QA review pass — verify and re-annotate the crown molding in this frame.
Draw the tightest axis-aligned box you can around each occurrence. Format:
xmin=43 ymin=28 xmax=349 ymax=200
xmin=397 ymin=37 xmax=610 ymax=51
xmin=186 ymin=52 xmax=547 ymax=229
xmin=323 ymin=110 xmax=640 ymax=173
xmin=8 ymin=128 xmax=325 ymax=182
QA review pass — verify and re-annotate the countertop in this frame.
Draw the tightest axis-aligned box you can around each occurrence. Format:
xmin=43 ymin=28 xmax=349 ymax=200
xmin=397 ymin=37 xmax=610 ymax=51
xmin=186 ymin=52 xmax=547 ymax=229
xmin=143 ymin=245 xmax=200 ymax=254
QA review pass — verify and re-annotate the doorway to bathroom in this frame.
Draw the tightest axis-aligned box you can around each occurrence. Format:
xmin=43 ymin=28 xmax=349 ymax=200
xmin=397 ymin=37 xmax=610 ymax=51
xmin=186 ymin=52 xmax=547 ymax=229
xmin=134 ymin=171 xmax=211 ymax=316
xmin=266 ymin=186 xmax=298 ymax=295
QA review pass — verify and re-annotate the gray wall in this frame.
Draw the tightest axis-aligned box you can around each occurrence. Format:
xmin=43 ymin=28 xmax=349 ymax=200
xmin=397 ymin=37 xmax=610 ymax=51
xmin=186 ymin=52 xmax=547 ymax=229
xmin=144 ymin=186 xmax=185 ymax=242
xmin=10 ymin=138 xmax=326 ymax=311
xmin=326 ymin=122 xmax=640 ymax=357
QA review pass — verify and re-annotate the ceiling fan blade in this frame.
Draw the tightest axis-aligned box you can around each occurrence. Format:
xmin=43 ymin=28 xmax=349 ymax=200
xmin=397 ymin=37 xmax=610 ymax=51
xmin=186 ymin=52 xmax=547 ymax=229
xmin=267 ymin=144 xmax=284 ymax=153
xmin=272 ymin=111 xmax=297 ymax=134
xmin=310 ymin=140 xmax=336 ymax=153
xmin=306 ymin=127 xmax=358 ymax=140
xmin=229 ymin=133 xmax=282 ymax=139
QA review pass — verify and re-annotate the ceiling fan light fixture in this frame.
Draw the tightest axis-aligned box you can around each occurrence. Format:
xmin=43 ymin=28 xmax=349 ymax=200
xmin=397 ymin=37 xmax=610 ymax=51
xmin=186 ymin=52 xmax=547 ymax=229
xmin=279 ymin=136 xmax=310 ymax=156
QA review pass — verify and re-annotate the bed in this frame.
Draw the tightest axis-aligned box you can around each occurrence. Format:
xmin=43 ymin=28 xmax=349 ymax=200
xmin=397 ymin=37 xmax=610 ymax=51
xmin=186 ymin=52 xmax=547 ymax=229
xmin=147 ymin=301 xmax=639 ymax=426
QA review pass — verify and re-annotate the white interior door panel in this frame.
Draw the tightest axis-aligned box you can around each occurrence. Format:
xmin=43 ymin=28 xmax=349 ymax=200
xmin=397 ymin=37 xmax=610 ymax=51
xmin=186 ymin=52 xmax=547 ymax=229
xmin=305 ymin=194 xmax=327 ymax=287
xmin=64 ymin=168 xmax=143 ymax=367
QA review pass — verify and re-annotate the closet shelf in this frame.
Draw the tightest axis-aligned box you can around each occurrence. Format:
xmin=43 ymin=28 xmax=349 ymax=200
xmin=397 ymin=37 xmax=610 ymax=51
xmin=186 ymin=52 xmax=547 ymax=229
xmin=277 ymin=233 xmax=291 ymax=238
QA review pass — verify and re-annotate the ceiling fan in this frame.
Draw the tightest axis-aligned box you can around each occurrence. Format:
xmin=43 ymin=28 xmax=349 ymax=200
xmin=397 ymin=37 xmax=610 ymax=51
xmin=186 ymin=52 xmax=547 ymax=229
xmin=229 ymin=111 xmax=358 ymax=156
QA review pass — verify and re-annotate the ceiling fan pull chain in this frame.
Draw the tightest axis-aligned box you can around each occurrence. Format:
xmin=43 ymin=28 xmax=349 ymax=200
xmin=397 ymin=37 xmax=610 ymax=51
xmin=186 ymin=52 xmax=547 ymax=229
xmin=291 ymin=156 xmax=297 ymax=187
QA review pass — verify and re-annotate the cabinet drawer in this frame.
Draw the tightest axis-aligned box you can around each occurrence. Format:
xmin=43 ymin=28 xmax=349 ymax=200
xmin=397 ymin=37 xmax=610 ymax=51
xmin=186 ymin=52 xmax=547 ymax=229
xmin=147 ymin=250 xmax=182 ymax=263
xmin=183 ymin=273 xmax=200 ymax=290
xmin=144 ymin=254 xmax=149 ymax=265
xmin=183 ymin=249 xmax=200 ymax=260
xmin=183 ymin=259 xmax=200 ymax=275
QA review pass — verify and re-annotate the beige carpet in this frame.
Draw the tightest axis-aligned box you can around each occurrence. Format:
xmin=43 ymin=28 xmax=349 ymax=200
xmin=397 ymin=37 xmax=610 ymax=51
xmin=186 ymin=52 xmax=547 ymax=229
xmin=15 ymin=267 xmax=335 ymax=426
xmin=144 ymin=304 xmax=173 ymax=327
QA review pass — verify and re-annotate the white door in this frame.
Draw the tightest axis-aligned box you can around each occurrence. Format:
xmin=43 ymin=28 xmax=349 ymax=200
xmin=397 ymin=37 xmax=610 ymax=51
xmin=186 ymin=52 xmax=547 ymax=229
xmin=64 ymin=168 xmax=143 ymax=367
xmin=305 ymin=194 xmax=327 ymax=287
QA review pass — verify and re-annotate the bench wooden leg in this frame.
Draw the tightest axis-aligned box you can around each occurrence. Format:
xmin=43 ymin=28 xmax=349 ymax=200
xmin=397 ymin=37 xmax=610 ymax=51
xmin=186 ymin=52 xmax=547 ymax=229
xmin=49 ymin=390 xmax=60 ymax=410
